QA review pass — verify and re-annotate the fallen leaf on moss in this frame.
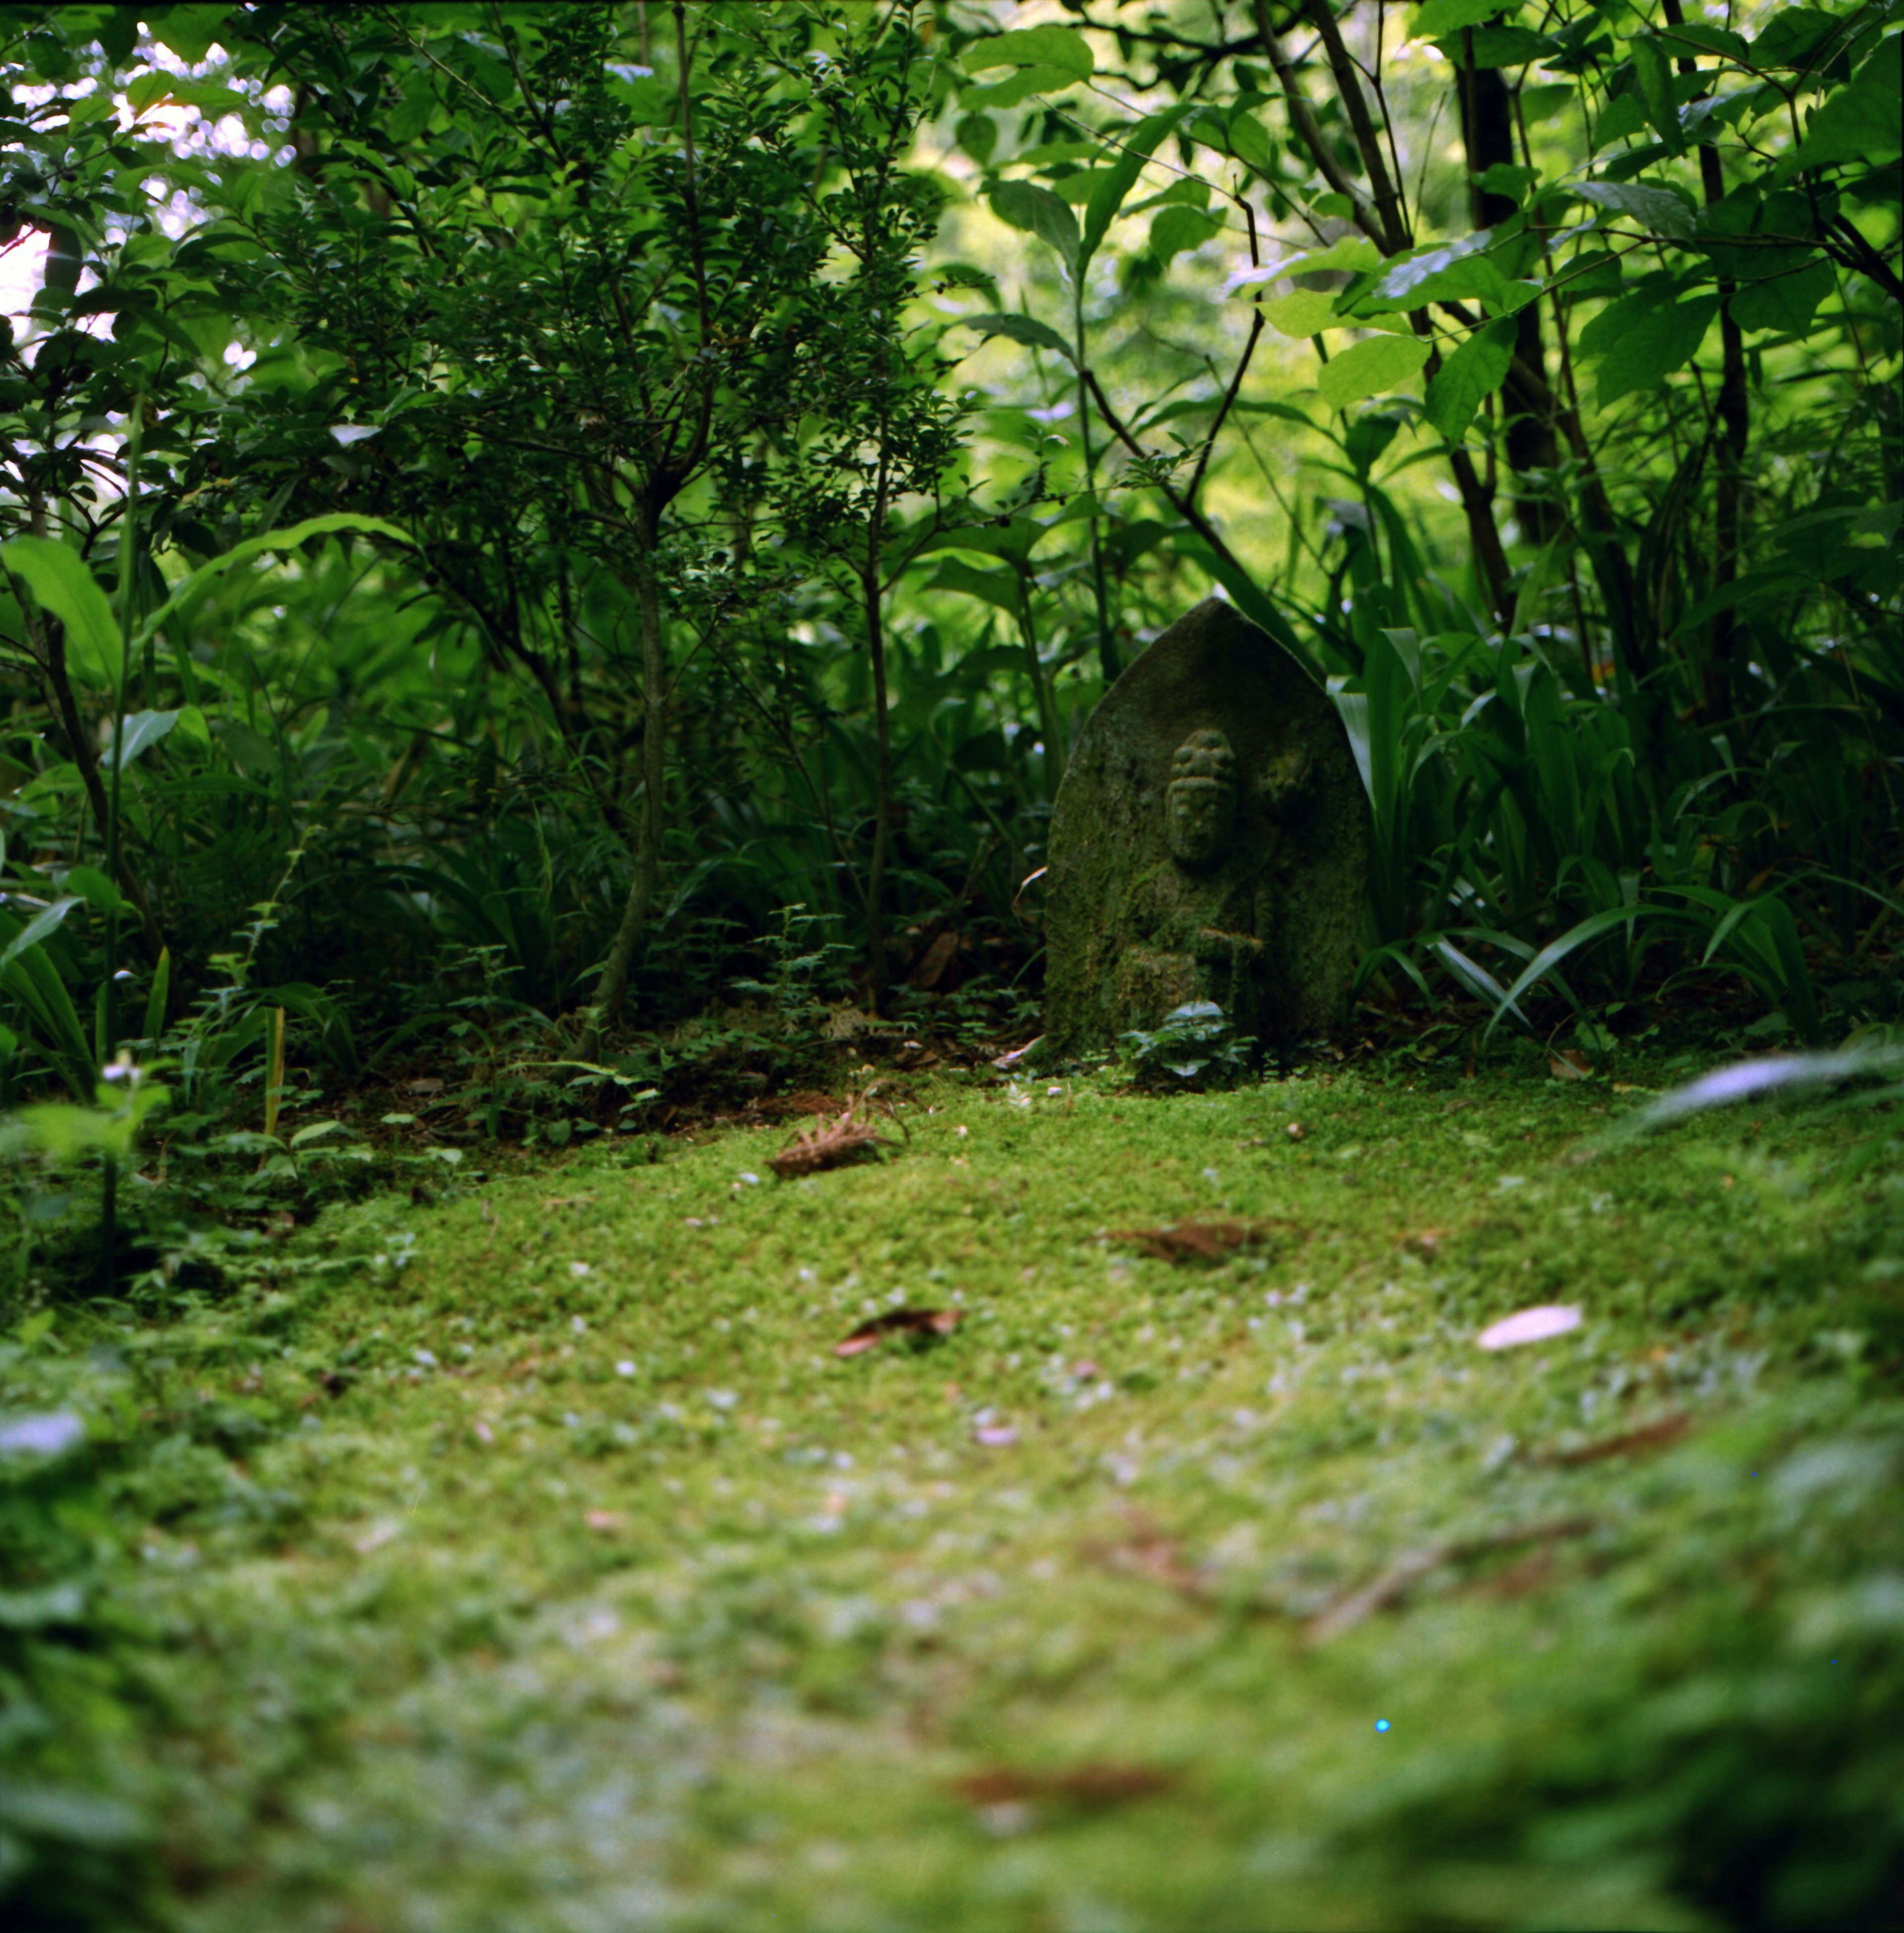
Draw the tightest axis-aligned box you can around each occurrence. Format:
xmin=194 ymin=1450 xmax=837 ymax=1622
xmin=769 ymin=1102 xmax=893 ymax=1178
xmin=834 ymin=1307 xmax=960 ymax=1358
xmin=1115 ymin=1220 xmax=1294 ymax=1264
xmin=1540 ymin=1412 xmax=1689 ymax=1465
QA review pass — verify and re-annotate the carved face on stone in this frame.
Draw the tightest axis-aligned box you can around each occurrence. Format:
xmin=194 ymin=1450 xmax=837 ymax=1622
xmin=1166 ymin=727 xmax=1237 ymax=869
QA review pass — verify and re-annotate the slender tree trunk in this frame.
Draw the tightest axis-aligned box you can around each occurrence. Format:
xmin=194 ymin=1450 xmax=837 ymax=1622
xmin=1458 ymin=50 xmax=1562 ymax=544
xmin=589 ymin=546 xmax=667 ymax=1030
xmin=862 ymin=546 xmax=893 ymax=1012
xmin=1661 ymin=0 xmax=1747 ymax=722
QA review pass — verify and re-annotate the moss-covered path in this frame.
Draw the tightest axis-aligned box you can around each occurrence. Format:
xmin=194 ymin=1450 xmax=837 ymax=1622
xmin=89 ymin=1067 xmax=1904 ymax=1928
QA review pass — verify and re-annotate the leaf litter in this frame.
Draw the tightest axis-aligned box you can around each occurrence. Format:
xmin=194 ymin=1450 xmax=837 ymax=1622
xmin=1113 ymin=1219 xmax=1301 ymax=1263
xmin=833 ymin=1307 xmax=961 ymax=1357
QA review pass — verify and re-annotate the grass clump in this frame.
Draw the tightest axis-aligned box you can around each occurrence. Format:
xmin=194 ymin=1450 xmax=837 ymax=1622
xmin=1 ymin=1059 xmax=1900 ymax=1930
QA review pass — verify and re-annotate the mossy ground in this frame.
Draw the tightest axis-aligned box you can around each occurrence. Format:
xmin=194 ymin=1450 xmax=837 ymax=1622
xmin=20 ymin=1061 xmax=1904 ymax=1929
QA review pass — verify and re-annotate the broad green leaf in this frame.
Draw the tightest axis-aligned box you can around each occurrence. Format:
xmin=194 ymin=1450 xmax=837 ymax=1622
xmin=1573 ymin=179 xmax=1696 ymax=240
xmin=1592 ymin=91 xmax=1649 ymax=150
xmin=172 ymin=703 xmax=211 ymax=750
xmin=957 ymin=312 xmax=1075 ymax=365
xmin=963 ymin=25 xmax=1093 ymax=79
xmin=1729 ymin=259 xmax=1833 ymax=334
xmin=1081 ymin=107 xmax=1192 ymax=267
xmin=1368 ymin=238 xmax=1538 ymax=314
xmin=988 ymin=180 xmax=1080 ymax=269
xmin=1410 ymin=0 xmax=1505 ymax=40
xmin=1595 ymin=295 xmax=1721 ymax=404
xmin=63 ymin=868 xmax=120 ymax=913
xmin=1317 ymin=334 xmax=1431 ymax=411
xmin=1151 ymin=204 xmax=1220 ymax=266
xmin=1659 ymin=21 xmax=1748 ymax=61
xmin=290 ymin=1119 xmax=345 ymax=1148
xmin=1520 ymin=82 xmax=1575 ymax=122
xmin=1281 ymin=235 xmax=1385 ymax=278
xmin=1629 ymin=37 xmax=1684 ymax=156
xmin=1228 ymin=106 xmax=1272 ymax=172
xmin=954 ymin=112 xmax=996 ymax=165
xmin=1425 ymin=316 xmax=1518 ymax=440
xmin=0 ymin=539 xmax=122 ymax=688
xmin=0 ymin=897 xmax=81 ymax=974
xmin=1260 ymin=289 xmax=1338 ymax=338
xmin=105 ymin=708 xmax=182 ymax=771
xmin=137 ymin=514 xmax=413 ymax=648
xmin=926 ymin=557 xmax=1022 ymax=617
xmin=1748 ymin=8 xmax=1842 ymax=70
xmin=1790 ymin=52 xmax=1904 ymax=170
xmin=961 ymin=65 xmax=1078 ymax=109
xmin=1441 ymin=25 xmax=1558 ymax=66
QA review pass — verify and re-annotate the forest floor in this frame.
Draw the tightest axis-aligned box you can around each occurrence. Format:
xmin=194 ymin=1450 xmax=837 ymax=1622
xmin=22 ymin=1057 xmax=1904 ymax=1931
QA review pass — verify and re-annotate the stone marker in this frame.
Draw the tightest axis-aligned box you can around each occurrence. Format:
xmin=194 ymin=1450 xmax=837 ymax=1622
xmin=1043 ymin=597 xmax=1368 ymax=1055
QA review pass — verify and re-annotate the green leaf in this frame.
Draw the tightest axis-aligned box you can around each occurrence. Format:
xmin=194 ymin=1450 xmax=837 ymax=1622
xmin=960 ymin=65 xmax=1077 ymax=109
xmin=0 ymin=897 xmax=81 ymax=975
xmin=1520 ymin=82 xmax=1575 ymax=122
xmin=1425 ymin=316 xmax=1518 ymax=440
xmin=1368 ymin=238 xmax=1538 ymax=314
xmin=137 ymin=514 xmax=413 ymax=649
xmin=1410 ymin=0 xmax=1505 ymax=40
xmin=1573 ymin=179 xmax=1697 ymax=240
xmin=105 ymin=708 xmax=182 ymax=771
xmin=63 ymin=868 xmax=120 ymax=913
xmin=963 ymin=26 xmax=1094 ymax=79
xmin=954 ymin=113 xmax=996 ymax=165
xmin=1260 ymin=289 xmax=1338 ymax=338
xmin=1594 ymin=295 xmax=1721 ymax=405
xmin=1593 ymin=91 xmax=1649 ymax=150
xmin=956 ymin=312 xmax=1076 ymax=365
xmin=1080 ymin=107 xmax=1191 ymax=268
xmin=1284 ymin=235 xmax=1386 ymax=277
xmin=1151 ymin=204 xmax=1220 ymax=266
xmin=0 ymin=539 xmax=122 ymax=688
xmin=1791 ymin=52 xmax=1904 ymax=171
xmin=1659 ymin=22 xmax=1748 ymax=61
xmin=988 ymin=180 xmax=1080 ymax=269
xmin=1228 ymin=106 xmax=1272 ymax=172
xmin=1316 ymin=334 xmax=1431 ymax=411
xmin=1748 ymin=8 xmax=1843 ymax=70
xmin=925 ymin=557 xmax=1022 ymax=617
xmin=1729 ymin=258 xmax=1833 ymax=334
xmin=1453 ymin=25 xmax=1559 ymax=67
xmin=1629 ymin=36 xmax=1684 ymax=156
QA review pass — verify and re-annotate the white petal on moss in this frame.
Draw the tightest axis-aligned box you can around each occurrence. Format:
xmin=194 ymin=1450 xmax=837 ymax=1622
xmin=1477 ymin=1305 xmax=1583 ymax=1350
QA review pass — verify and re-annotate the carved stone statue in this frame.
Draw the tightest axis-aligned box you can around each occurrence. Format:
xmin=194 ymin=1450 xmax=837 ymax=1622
xmin=1043 ymin=598 xmax=1368 ymax=1055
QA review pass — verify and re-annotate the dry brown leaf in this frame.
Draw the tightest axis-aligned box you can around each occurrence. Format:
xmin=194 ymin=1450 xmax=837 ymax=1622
xmin=1540 ymin=1412 xmax=1689 ymax=1466
xmin=833 ymin=1307 xmax=961 ymax=1358
xmin=1548 ymin=1049 xmax=1592 ymax=1080
xmin=768 ymin=1100 xmax=893 ymax=1179
xmin=1305 ymin=1516 xmax=1594 ymax=1644
xmin=1400 ymin=1228 xmax=1445 ymax=1259
xmin=909 ymin=929 xmax=959 ymax=990
xmin=949 ymin=1764 xmax=1176 ymax=1809
xmin=1114 ymin=1220 xmax=1294 ymax=1264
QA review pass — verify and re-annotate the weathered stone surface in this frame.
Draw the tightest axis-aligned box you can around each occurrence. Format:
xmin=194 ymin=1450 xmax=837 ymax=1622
xmin=1043 ymin=598 xmax=1368 ymax=1054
